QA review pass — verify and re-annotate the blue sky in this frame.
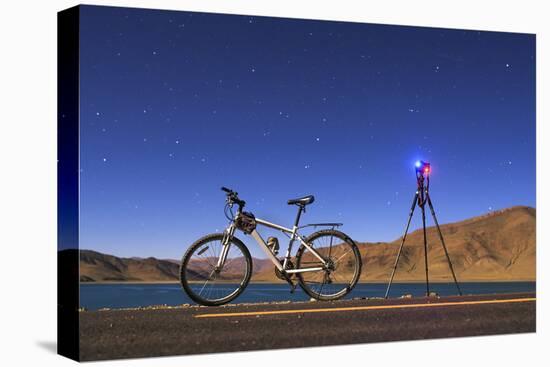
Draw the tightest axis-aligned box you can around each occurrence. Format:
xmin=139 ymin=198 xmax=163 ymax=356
xmin=76 ymin=5 xmax=535 ymax=259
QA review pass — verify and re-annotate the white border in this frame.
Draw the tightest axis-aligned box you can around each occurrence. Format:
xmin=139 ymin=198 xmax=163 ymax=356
xmin=0 ymin=1 xmax=547 ymax=366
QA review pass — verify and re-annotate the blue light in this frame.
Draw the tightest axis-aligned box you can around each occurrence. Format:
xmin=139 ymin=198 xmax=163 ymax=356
xmin=415 ymin=160 xmax=422 ymax=168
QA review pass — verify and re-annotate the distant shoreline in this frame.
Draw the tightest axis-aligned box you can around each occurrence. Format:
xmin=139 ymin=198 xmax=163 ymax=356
xmin=80 ymin=279 xmax=536 ymax=285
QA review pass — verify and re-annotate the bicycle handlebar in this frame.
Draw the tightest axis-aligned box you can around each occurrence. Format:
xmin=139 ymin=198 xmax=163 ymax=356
xmin=221 ymin=186 xmax=245 ymax=208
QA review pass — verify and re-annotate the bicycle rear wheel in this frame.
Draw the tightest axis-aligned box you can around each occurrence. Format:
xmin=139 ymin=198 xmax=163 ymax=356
xmin=180 ymin=234 xmax=252 ymax=306
xmin=296 ymin=229 xmax=362 ymax=301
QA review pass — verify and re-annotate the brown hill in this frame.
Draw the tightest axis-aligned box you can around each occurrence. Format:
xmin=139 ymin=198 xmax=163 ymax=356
xmin=78 ymin=250 xmax=273 ymax=282
xmin=253 ymin=206 xmax=536 ymax=282
xmin=79 ymin=250 xmax=179 ymax=282
xmin=77 ymin=206 xmax=535 ymax=283
xmin=357 ymin=205 xmax=535 ymax=282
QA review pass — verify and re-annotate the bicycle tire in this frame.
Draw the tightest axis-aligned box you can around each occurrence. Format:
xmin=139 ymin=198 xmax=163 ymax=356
xmin=296 ymin=229 xmax=362 ymax=301
xmin=180 ymin=233 xmax=252 ymax=306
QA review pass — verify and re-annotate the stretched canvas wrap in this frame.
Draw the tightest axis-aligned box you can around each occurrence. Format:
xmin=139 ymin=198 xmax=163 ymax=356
xmin=58 ymin=5 xmax=536 ymax=361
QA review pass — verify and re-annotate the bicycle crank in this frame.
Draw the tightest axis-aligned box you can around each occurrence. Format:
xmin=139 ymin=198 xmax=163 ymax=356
xmin=274 ymin=259 xmax=294 ymax=281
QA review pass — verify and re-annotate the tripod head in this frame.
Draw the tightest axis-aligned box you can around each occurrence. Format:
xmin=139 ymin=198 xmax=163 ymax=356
xmin=415 ymin=160 xmax=431 ymax=175
xmin=415 ymin=161 xmax=431 ymax=205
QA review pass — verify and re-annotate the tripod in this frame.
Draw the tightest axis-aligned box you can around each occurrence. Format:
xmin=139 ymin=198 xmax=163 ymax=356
xmin=385 ymin=162 xmax=461 ymax=298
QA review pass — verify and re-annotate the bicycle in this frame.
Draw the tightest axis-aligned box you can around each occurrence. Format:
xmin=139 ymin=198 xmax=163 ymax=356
xmin=179 ymin=187 xmax=362 ymax=306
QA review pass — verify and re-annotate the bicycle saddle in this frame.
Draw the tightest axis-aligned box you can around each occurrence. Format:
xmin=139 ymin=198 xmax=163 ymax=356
xmin=287 ymin=195 xmax=315 ymax=206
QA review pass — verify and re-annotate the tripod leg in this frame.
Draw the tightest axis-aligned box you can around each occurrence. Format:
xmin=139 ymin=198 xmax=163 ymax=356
xmin=385 ymin=192 xmax=418 ymax=298
xmin=426 ymin=194 xmax=462 ymax=296
xmin=421 ymin=203 xmax=430 ymax=296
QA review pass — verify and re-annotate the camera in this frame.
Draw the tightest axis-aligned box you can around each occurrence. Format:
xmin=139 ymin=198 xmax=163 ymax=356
xmin=415 ymin=160 xmax=431 ymax=174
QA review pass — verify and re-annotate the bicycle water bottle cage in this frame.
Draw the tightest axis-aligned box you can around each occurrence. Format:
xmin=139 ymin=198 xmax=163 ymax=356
xmin=235 ymin=212 xmax=257 ymax=234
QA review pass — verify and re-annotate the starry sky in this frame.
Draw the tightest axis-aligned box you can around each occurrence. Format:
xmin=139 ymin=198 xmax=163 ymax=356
xmin=77 ymin=5 xmax=535 ymax=259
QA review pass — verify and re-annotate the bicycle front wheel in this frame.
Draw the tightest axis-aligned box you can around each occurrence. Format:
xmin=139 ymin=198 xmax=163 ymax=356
xmin=180 ymin=234 xmax=252 ymax=306
xmin=296 ymin=229 xmax=362 ymax=301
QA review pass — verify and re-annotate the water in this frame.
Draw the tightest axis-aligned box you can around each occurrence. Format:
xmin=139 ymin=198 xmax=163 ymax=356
xmin=80 ymin=282 xmax=535 ymax=310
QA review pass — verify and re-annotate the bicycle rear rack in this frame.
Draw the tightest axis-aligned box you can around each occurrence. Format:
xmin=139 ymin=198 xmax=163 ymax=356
xmin=298 ymin=223 xmax=343 ymax=229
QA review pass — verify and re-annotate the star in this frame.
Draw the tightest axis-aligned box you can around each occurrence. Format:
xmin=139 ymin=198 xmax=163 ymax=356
xmin=315 ymin=137 xmax=320 ymax=142
xmin=304 ymin=164 xmax=310 ymax=169
xmin=506 ymin=63 xmax=510 ymax=68
xmin=175 ymin=140 xmax=180 ymax=144
xmin=96 ymin=112 xmax=100 ymax=116
xmin=102 ymin=158 xmax=107 ymax=162
xmin=251 ymin=67 xmax=256 ymax=73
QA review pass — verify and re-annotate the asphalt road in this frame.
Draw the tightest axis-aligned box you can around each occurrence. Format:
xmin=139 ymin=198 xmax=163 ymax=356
xmin=79 ymin=292 xmax=535 ymax=361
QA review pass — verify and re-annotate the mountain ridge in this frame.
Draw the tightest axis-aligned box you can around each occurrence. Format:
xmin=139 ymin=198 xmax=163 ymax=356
xmin=74 ymin=205 xmax=535 ymax=282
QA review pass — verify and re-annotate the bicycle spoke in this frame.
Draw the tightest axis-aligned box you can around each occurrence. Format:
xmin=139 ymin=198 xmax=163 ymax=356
xmin=318 ymin=273 xmax=327 ymax=298
xmin=334 ymin=249 xmax=352 ymax=265
xmin=297 ymin=231 xmax=360 ymax=299
xmin=198 ymin=279 xmax=210 ymax=295
xmin=183 ymin=236 xmax=250 ymax=304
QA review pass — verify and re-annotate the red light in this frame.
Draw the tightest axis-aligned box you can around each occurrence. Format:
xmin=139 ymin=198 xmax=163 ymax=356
xmin=424 ymin=167 xmax=430 ymax=173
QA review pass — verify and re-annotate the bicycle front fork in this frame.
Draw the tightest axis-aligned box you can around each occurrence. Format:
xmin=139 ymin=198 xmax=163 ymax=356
xmin=216 ymin=224 xmax=236 ymax=269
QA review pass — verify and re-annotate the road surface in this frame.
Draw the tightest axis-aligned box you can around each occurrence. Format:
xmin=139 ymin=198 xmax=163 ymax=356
xmin=79 ymin=292 xmax=535 ymax=361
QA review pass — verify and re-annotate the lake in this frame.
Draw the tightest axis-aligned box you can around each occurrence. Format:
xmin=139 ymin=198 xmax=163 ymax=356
xmin=80 ymin=281 xmax=535 ymax=310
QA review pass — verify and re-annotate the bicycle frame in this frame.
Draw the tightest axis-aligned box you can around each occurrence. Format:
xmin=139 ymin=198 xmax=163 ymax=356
xmin=218 ymin=216 xmax=337 ymax=275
